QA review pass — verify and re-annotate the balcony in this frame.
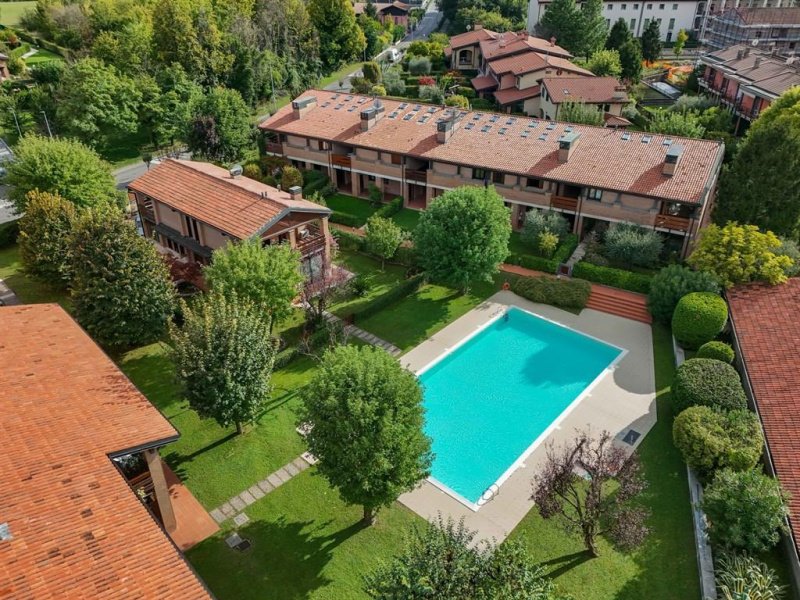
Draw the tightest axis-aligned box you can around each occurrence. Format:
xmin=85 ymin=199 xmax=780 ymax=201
xmin=296 ymin=225 xmax=327 ymax=257
xmin=406 ymin=169 xmax=428 ymax=183
xmin=331 ymin=153 xmax=352 ymax=168
xmin=265 ymin=142 xmax=283 ymax=154
xmin=655 ymin=214 xmax=691 ymax=232
xmin=550 ymin=195 xmax=578 ymax=212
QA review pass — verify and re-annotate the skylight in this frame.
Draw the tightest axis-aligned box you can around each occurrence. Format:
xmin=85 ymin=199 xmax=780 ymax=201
xmin=527 ymin=121 xmax=538 ymax=128
xmin=465 ymin=122 xmax=475 ymax=130
xmin=498 ymin=128 xmax=508 ymax=135
xmin=481 ymin=125 xmax=491 ymax=133
xmin=621 ymin=132 xmax=631 ymax=141
xmin=663 ymin=138 xmax=673 ymax=146
xmin=546 ymin=122 xmax=556 ymax=130
xmin=538 ymin=133 xmax=548 ymax=140
xmin=642 ymin=135 xmax=652 ymax=144
xmin=403 ymin=113 xmax=414 ymax=121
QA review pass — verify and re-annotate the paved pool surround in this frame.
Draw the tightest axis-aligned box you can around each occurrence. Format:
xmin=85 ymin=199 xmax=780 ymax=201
xmin=399 ymin=290 xmax=656 ymax=542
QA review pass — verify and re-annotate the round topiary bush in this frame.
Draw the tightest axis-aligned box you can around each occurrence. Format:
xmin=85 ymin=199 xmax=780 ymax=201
xmin=672 ymin=358 xmax=747 ymax=413
xmin=672 ymin=292 xmax=728 ymax=349
xmin=696 ymin=341 xmax=735 ymax=364
xmin=673 ymin=406 xmax=763 ymax=479
xmin=647 ymin=264 xmax=720 ymax=324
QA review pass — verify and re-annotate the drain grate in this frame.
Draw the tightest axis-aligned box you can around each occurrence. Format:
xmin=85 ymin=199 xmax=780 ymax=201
xmin=225 ymin=532 xmax=252 ymax=552
xmin=622 ymin=429 xmax=641 ymax=446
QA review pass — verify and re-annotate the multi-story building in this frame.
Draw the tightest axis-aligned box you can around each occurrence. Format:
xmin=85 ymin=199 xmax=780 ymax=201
xmin=528 ymin=0 xmax=704 ymax=41
xmin=260 ymin=90 xmax=725 ymax=256
xmin=353 ymin=1 xmax=410 ymax=29
xmin=128 ymin=158 xmax=333 ymax=275
xmin=702 ymin=6 xmax=800 ymax=50
xmin=539 ymin=77 xmax=631 ymax=123
xmin=698 ymin=44 xmax=800 ymax=131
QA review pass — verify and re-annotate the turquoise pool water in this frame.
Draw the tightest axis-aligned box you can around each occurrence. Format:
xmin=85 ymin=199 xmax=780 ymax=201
xmin=419 ymin=307 xmax=623 ymax=506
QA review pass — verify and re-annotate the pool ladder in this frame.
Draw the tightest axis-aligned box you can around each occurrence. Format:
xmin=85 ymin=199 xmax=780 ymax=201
xmin=478 ymin=483 xmax=500 ymax=506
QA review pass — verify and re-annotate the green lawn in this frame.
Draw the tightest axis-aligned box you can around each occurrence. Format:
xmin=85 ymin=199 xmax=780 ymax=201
xmin=188 ymin=471 xmax=423 ymax=600
xmin=0 ymin=1 xmax=35 ymax=26
xmin=120 ymin=342 xmax=315 ymax=509
xmin=507 ymin=324 xmax=700 ymax=599
xmin=327 ymin=194 xmax=378 ymax=228
xmin=319 ymin=61 xmax=366 ymax=89
xmin=24 ymin=48 xmax=64 ymax=65
xmin=0 ymin=245 xmax=71 ymax=309
xmin=330 ymin=250 xmax=406 ymax=317
xmin=389 ymin=208 xmax=422 ymax=232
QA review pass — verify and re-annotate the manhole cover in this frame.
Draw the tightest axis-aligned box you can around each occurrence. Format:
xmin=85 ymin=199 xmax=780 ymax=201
xmin=225 ymin=533 xmax=243 ymax=549
xmin=622 ymin=429 xmax=641 ymax=446
xmin=233 ymin=513 xmax=250 ymax=527
xmin=235 ymin=539 xmax=252 ymax=552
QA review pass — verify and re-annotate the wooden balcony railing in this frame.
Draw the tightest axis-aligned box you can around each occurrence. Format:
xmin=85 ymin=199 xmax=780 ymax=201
xmin=406 ymin=169 xmax=428 ymax=183
xmin=265 ymin=142 xmax=283 ymax=154
xmin=297 ymin=234 xmax=327 ymax=257
xmin=331 ymin=154 xmax=352 ymax=168
xmin=550 ymin=195 xmax=578 ymax=211
xmin=655 ymin=214 xmax=691 ymax=232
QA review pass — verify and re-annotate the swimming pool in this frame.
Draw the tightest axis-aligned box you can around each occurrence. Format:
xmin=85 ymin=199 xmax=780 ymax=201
xmin=418 ymin=306 xmax=624 ymax=509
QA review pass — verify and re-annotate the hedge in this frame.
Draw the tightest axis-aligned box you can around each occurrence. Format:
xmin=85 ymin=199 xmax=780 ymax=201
xmin=552 ymin=233 xmax=579 ymax=264
xmin=505 ymin=253 xmax=558 ymax=274
xmin=696 ymin=341 xmax=735 ymax=364
xmin=329 ymin=212 xmax=362 ymax=228
xmin=333 ymin=229 xmax=365 ymax=251
xmin=511 ymin=275 xmax=592 ymax=310
xmin=571 ymin=262 xmax=652 ymax=294
xmin=672 ymin=358 xmax=748 ymax=413
xmin=392 ymin=245 xmax=417 ymax=267
xmin=672 ymin=291 xmax=728 ymax=350
xmin=374 ymin=197 xmax=403 ymax=219
xmin=0 ymin=219 xmax=19 ymax=248
xmin=351 ymin=273 xmax=425 ymax=321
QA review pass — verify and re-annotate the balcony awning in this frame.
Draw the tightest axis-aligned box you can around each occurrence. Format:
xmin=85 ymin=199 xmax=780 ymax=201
xmin=154 ymin=223 xmax=213 ymax=258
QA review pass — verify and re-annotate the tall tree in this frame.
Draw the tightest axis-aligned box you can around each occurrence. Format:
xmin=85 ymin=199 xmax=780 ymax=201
xmin=204 ymin=238 xmax=304 ymax=331
xmin=70 ymin=207 xmax=175 ymax=347
xmin=586 ymin=49 xmax=622 ymax=77
xmin=300 ymin=345 xmax=432 ymax=525
xmin=640 ymin=19 xmax=662 ymax=63
xmin=6 ymin=135 xmax=118 ymax=212
xmin=187 ymin=86 xmax=253 ymax=162
xmin=606 ymin=17 xmax=632 ymax=50
xmin=150 ymin=64 xmax=203 ymax=147
xmin=254 ymin=0 xmax=321 ymax=87
xmin=414 ymin=186 xmax=511 ymax=293
xmin=170 ymin=292 xmax=276 ymax=435
xmin=647 ymin=109 xmax=705 ymax=137
xmin=365 ymin=216 xmax=404 ymax=269
xmin=619 ymin=37 xmax=643 ymax=82
xmin=673 ymin=28 xmax=688 ymax=57
xmin=539 ymin=0 xmax=583 ymax=54
xmin=18 ymin=190 xmax=77 ymax=287
xmin=308 ymin=0 xmax=366 ymax=71
xmin=578 ymin=0 xmax=608 ymax=58
xmin=715 ymin=88 xmax=800 ymax=237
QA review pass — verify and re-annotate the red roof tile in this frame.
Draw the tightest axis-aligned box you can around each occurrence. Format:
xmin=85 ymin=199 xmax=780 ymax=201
xmin=493 ymin=85 xmax=541 ymax=105
xmin=727 ymin=279 xmax=800 ymax=558
xmin=480 ymin=32 xmax=573 ymax=61
xmin=542 ymin=76 xmax=629 ymax=104
xmin=0 ymin=304 xmax=211 ymax=599
xmin=471 ymin=74 xmax=498 ymax=91
xmin=447 ymin=28 xmax=497 ymax=50
xmin=260 ymin=90 xmax=724 ymax=204
xmin=129 ymin=159 xmax=329 ymax=240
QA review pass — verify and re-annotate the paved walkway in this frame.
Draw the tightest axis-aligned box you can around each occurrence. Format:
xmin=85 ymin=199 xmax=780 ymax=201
xmin=209 ymin=454 xmax=315 ymax=525
xmin=565 ymin=241 xmax=586 ymax=268
xmin=0 ymin=278 xmax=20 ymax=306
xmin=323 ymin=310 xmax=402 ymax=356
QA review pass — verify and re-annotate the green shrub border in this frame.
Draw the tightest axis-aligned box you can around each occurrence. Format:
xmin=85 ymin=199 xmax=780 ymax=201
xmin=0 ymin=219 xmax=19 ymax=249
xmin=351 ymin=273 xmax=425 ymax=321
xmin=373 ymin=197 xmax=403 ymax=219
xmin=511 ymin=275 xmax=592 ymax=310
xmin=329 ymin=212 xmax=362 ymax=228
xmin=572 ymin=262 xmax=653 ymax=294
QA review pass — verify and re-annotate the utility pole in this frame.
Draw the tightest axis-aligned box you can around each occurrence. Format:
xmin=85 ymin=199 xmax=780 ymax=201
xmin=41 ymin=111 xmax=53 ymax=138
xmin=10 ymin=108 xmax=22 ymax=137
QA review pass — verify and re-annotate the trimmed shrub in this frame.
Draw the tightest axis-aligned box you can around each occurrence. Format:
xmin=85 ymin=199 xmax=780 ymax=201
xmin=702 ymin=469 xmax=789 ymax=553
xmin=393 ymin=245 xmax=417 ymax=267
xmin=511 ymin=276 xmax=592 ymax=310
xmin=353 ymin=274 xmax=425 ymax=320
xmin=672 ymin=292 xmax=728 ymax=349
xmin=280 ymin=166 xmax=303 ymax=189
xmin=419 ymin=85 xmax=444 ymax=104
xmin=408 ymin=57 xmax=432 ymax=75
xmin=333 ymin=229 xmax=366 ymax=251
xmin=673 ymin=406 xmax=763 ymax=479
xmin=571 ymin=262 xmax=653 ymax=294
xmin=672 ymin=358 xmax=747 ymax=413
xmin=538 ymin=231 xmax=558 ymax=258
xmin=444 ymin=95 xmax=469 ymax=109
xmin=647 ymin=264 xmax=721 ymax=324
xmin=552 ymin=234 xmax=579 ymax=264
xmin=242 ymin=162 xmax=263 ymax=181
xmin=329 ymin=212 xmax=362 ymax=228
xmin=470 ymin=98 xmax=495 ymax=110
xmin=504 ymin=253 xmax=558 ymax=274
xmin=374 ymin=197 xmax=403 ymax=219
xmin=521 ymin=209 xmax=569 ymax=247
xmin=604 ymin=222 xmax=664 ymax=268
xmin=697 ymin=341 xmax=735 ymax=364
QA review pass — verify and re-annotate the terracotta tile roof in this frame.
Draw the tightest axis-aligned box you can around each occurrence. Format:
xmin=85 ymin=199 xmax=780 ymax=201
xmin=702 ymin=45 xmax=800 ymax=98
xmin=735 ymin=6 xmax=800 ymax=24
xmin=353 ymin=1 xmax=409 ymax=14
xmin=447 ymin=28 xmax=497 ymax=50
xmin=727 ymin=279 xmax=800 ymax=557
xmin=471 ymin=74 xmax=498 ymax=91
xmin=0 ymin=304 xmax=211 ymax=599
xmin=480 ymin=32 xmax=573 ymax=61
xmin=542 ymin=77 xmax=629 ymax=104
xmin=604 ymin=113 xmax=632 ymax=127
xmin=488 ymin=52 xmax=547 ymax=76
xmin=260 ymin=89 xmax=724 ymax=203
xmin=129 ymin=159 xmax=329 ymax=240
xmin=493 ymin=85 xmax=541 ymax=105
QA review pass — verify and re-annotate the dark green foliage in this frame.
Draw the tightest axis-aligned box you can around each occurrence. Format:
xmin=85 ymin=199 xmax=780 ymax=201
xmin=354 ymin=274 xmax=425 ymax=320
xmin=672 ymin=406 xmax=763 ymax=479
xmin=606 ymin=18 xmax=632 ymax=51
xmin=571 ymin=262 xmax=653 ymax=293
xmin=334 ymin=229 xmax=367 ymax=251
xmin=553 ymin=234 xmax=580 ymax=264
xmin=329 ymin=212 xmax=363 ymax=227
xmin=511 ymin=276 xmax=592 ymax=310
xmin=640 ymin=19 xmax=662 ymax=63
xmin=696 ymin=341 xmax=735 ymax=364
xmin=169 ymin=292 xmax=276 ymax=434
xmin=521 ymin=209 xmax=569 ymax=247
xmin=505 ymin=253 xmax=559 ymax=274
xmin=647 ymin=264 xmax=721 ymax=324
xmin=299 ymin=345 xmax=433 ymax=524
xmin=0 ymin=220 xmax=19 ymax=248
xmin=362 ymin=61 xmax=381 ymax=84
xmin=17 ymin=190 xmax=77 ymax=287
xmin=187 ymin=87 xmax=253 ymax=163
xmin=702 ymin=469 xmax=789 ymax=553
xmin=619 ymin=38 xmax=643 ymax=82
xmin=671 ymin=292 xmax=728 ymax=349
xmin=408 ymin=57 xmax=432 ymax=74
xmin=647 ymin=109 xmax=705 ymax=138
xmin=414 ymin=186 xmax=511 ymax=292
xmin=604 ymin=222 xmax=664 ymax=268
xmin=578 ymin=0 xmax=608 ymax=58
xmin=373 ymin=197 xmax=403 ymax=219
xmin=363 ymin=516 xmax=559 ymax=599
xmin=672 ymin=358 xmax=747 ymax=413
xmin=539 ymin=0 xmax=582 ymax=54
xmin=308 ymin=0 xmax=365 ymax=71
xmin=70 ymin=208 xmax=175 ymax=347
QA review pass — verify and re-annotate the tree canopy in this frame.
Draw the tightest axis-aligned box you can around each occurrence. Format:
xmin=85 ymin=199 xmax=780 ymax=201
xmin=365 ymin=216 xmax=405 ymax=268
xmin=187 ymin=86 xmax=253 ymax=162
xmin=539 ymin=0 xmax=583 ymax=55
xmin=640 ymin=20 xmax=662 ymax=63
xmin=619 ymin=38 xmax=643 ymax=82
xmin=647 ymin=109 xmax=706 ymax=138
xmin=606 ymin=18 xmax=632 ymax=51
xmin=586 ymin=49 xmax=622 ymax=77
xmin=17 ymin=190 xmax=77 ymax=287
xmin=308 ymin=0 xmax=365 ymax=71
xmin=559 ymin=100 xmax=604 ymax=125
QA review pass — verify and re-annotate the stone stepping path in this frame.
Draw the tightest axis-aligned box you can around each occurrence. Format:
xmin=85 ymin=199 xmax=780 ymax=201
xmin=209 ymin=454 xmax=314 ymax=525
xmin=322 ymin=311 xmax=401 ymax=356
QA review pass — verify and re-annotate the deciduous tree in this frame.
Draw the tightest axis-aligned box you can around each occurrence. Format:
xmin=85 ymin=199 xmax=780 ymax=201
xmin=300 ymin=345 xmax=432 ymax=525
xmin=17 ymin=190 xmax=77 ymax=287
xmin=559 ymin=99 xmax=604 ymax=125
xmin=647 ymin=108 xmax=705 ymax=137
xmin=308 ymin=0 xmax=365 ymax=70
xmin=586 ymin=49 xmax=622 ymax=77
xmin=187 ymin=87 xmax=253 ymax=162
xmin=673 ymin=29 xmax=688 ymax=57
xmin=365 ymin=216 xmax=404 ymax=269
xmin=170 ymin=292 xmax=276 ymax=435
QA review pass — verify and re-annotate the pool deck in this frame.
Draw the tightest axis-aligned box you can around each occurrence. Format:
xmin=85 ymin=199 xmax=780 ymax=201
xmin=398 ymin=290 xmax=656 ymax=542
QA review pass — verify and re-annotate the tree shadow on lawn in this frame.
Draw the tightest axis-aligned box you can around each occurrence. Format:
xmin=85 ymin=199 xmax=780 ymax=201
xmin=189 ymin=516 xmax=368 ymax=599
xmin=540 ymin=550 xmax=593 ymax=579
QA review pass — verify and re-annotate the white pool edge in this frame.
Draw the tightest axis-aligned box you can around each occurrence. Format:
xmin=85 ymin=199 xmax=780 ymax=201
xmin=414 ymin=304 xmax=628 ymax=512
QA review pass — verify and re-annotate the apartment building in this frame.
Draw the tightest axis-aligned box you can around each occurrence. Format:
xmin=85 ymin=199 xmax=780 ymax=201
xmin=260 ymin=90 xmax=725 ymax=257
xmin=528 ymin=0 xmax=703 ymax=40
xmin=702 ymin=6 xmax=800 ymax=50
xmin=698 ymin=44 xmax=800 ymax=131
xmin=128 ymin=159 xmax=333 ymax=275
xmin=353 ymin=1 xmax=411 ymax=28
xmin=539 ymin=77 xmax=631 ymax=123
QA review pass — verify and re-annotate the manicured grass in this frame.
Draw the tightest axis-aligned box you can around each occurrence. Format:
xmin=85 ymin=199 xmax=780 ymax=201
xmin=24 ymin=49 xmax=64 ymax=65
xmin=506 ymin=323 xmax=700 ymax=599
xmin=188 ymin=469 xmax=423 ymax=600
xmin=389 ymin=208 xmax=421 ymax=232
xmin=327 ymin=194 xmax=378 ymax=228
xmin=508 ymin=231 xmax=533 ymax=256
xmin=0 ymin=245 xmax=71 ymax=309
xmin=0 ymin=1 xmax=35 ymax=26
xmin=101 ymin=128 xmax=152 ymax=167
xmin=319 ymin=61 xmax=365 ymax=89
xmin=119 ymin=342 xmax=314 ymax=509
xmin=331 ymin=250 xmax=406 ymax=317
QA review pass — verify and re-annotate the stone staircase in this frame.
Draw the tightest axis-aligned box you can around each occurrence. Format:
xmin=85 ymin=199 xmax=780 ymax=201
xmin=585 ymin=284 xmax=652 ymax=324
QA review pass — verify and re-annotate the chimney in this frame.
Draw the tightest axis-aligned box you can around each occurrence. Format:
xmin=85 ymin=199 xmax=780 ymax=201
xmin=292 ymin=95 xmax=317 ymax=119
xmin=550 ymin=36 xmax=557 ymax=47
xmin=360 ymin=103 xmax=386 ymax=131
xmin=613 ymin=84 xmax=627 ymax=101
xmin=288 ymin=185 xmax=302 ymax=201
xmin=743 ymin=46 xmax=751 ymax=57
xmin=557 ymin=132 xmax=580 ymax=163
xmin=754 ymin=56 xmax=762 ymax=68
xmin=436 ymin=110 xmax=461 ymax=143
xmin=663 ymin=144 xmax=684 ymax=176
xmin=736 ymin=48 xmax=744 ymax=59
xmin=229 ymin=164 xmax=243 ymax=178
xmin=474 ymin=22 xmax=483 ymax=30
